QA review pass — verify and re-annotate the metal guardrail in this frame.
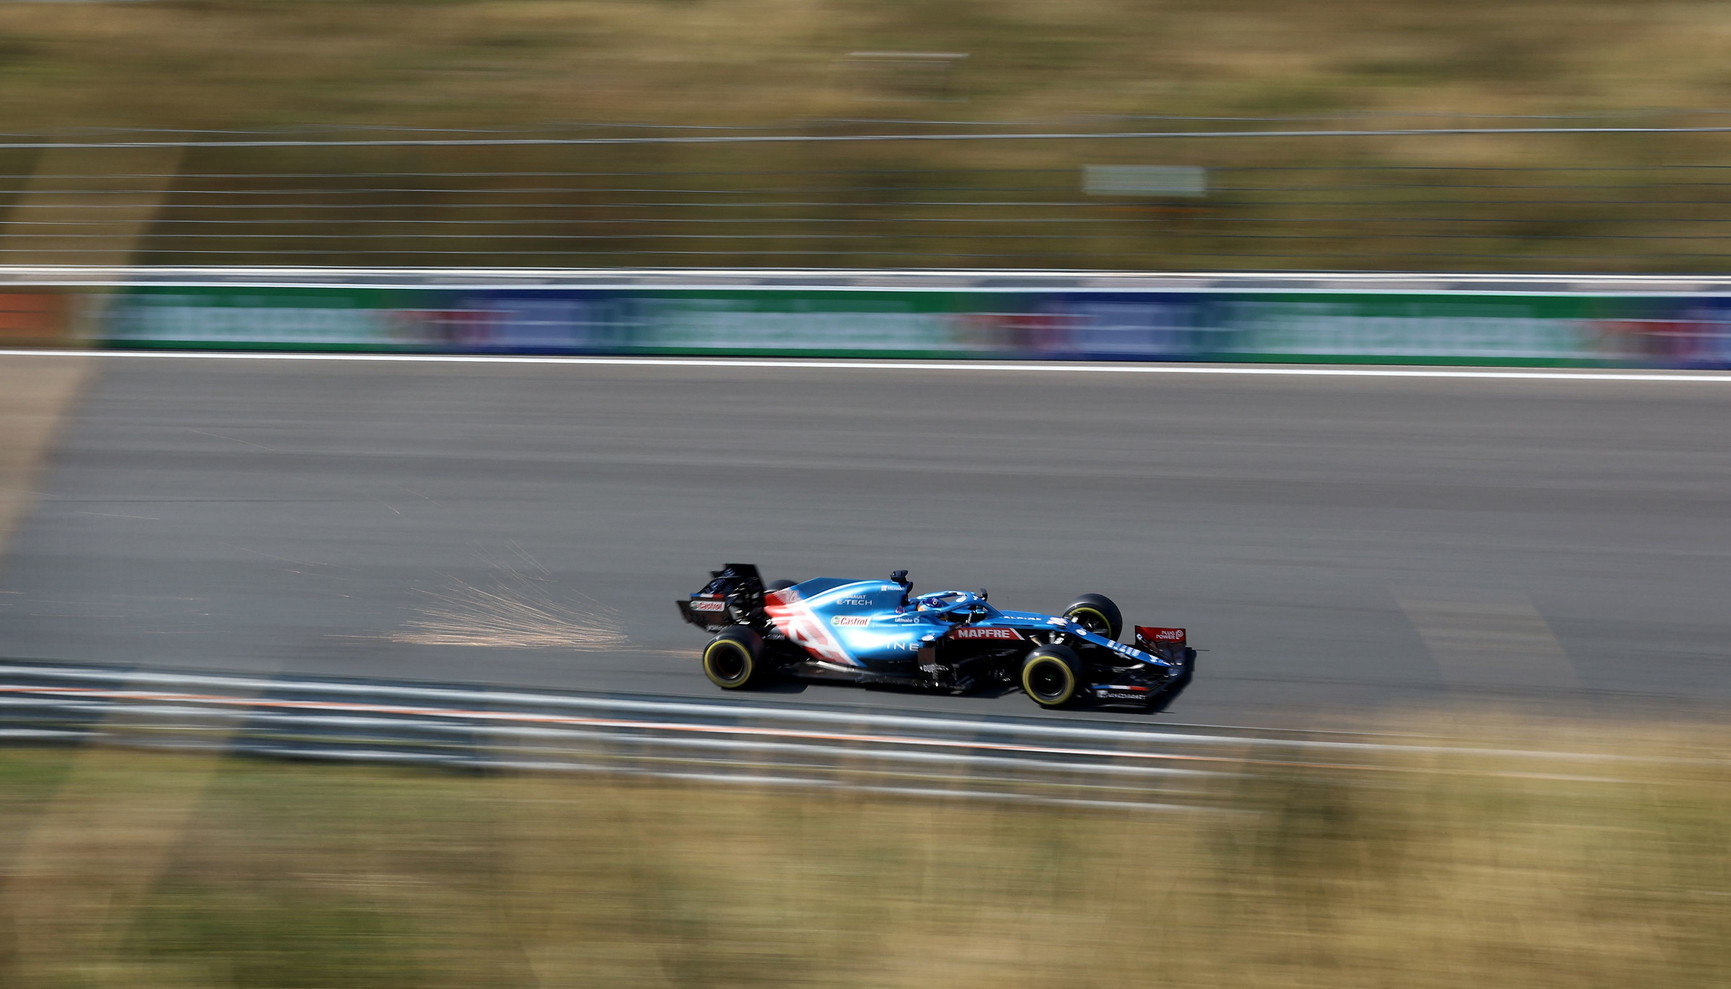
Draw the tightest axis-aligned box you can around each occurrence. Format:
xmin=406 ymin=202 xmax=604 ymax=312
xmin=4 ymin=265 xmax=1731 ymax=294
xmin=0 ymin=122 xmax=1727 ymax=272
xmin=0 ymin=661 xmax=1679 ymax=811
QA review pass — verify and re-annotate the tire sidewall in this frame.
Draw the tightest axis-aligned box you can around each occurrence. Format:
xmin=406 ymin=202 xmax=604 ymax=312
xmin=1062 ymin=593 xmax=1123 ymax=641
xmin=1022 ymin=647 xmax=1081 ymax=707
xmin=1066 ymin=605 xmax=1112 ymax=638
xmin=703 ymin=630 xmax=761 ymax=689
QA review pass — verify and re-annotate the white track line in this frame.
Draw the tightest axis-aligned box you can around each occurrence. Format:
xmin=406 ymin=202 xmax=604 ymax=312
xmin=3 ymin=349 xmax=1729 ymax=382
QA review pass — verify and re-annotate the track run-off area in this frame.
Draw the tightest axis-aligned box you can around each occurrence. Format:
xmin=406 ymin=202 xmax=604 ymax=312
xmin=1 ymin=350 xmax=1728 ymax=740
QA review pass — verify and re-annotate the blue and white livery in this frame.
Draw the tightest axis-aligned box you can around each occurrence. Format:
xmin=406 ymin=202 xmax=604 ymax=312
xmin=678 ymin=564 xmax=1196 ymax=710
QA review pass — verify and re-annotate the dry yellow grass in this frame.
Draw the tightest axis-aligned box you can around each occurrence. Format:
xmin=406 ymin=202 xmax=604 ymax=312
xmin=0 ymin=1 xmax=1728 ymax=131
xmin=0 ymin=713 xmax=1725 ymax=988
xmin=0 ymin=3 xmax=1727 ymax=270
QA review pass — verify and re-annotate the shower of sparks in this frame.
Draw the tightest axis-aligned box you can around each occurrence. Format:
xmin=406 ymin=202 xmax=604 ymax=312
xmin=393 ymin=547 xmax=628 ymax=649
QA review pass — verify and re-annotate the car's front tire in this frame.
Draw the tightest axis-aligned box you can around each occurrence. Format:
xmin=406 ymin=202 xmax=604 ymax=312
xmin=1021 ymin=644 xmax=1083 ymax=708
xmin=703 ymin=627 xmax=767 ymax=689
xmin=1062 ymin=593 xmax=1123 ymax=641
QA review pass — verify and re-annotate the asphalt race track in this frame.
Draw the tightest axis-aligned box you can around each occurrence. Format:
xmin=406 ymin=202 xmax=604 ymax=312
xmin=2 ymin=354 xmax=1728 ymax=730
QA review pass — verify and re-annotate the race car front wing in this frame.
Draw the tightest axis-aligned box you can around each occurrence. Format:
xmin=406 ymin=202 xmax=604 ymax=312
xmin=1087 ymin=626 xmax=1195 ymax=705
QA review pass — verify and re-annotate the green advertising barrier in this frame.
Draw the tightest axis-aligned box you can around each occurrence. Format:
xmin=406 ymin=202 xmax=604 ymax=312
xmin=1215 ymin=293 xmax=1621 ymax=366
xmin=98 ymin=281 xmax=1731 ymax=368
xmin=105 ymin=286 xmax=438 ymax=351
xmin=623 ymin=290 xmax=980 ymax=358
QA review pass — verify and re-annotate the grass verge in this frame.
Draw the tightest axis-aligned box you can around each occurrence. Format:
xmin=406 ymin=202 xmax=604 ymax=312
xmin=0 ymin=714 xmax=1725 ymax=988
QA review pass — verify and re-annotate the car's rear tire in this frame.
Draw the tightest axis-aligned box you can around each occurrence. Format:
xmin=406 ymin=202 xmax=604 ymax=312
xmin=703 ymin=627 xmax=767 ymax=689
xmin=1062 ymin=593 xmax=1123 ymax=641
xmin=1021 ymin=644 xmax=1083 ymax=708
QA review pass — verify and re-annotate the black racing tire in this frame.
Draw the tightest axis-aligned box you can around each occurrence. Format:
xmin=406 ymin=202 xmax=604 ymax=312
xmin=1021 ymin=644 xmax=1084 ymax=708
xmin=702 ymin=627 xmax=767 ymax=690
xmin=1062 ymin=593 xmax=1123 ymax=642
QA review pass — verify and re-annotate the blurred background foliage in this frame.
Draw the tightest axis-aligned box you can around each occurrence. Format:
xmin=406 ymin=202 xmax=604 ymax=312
xmin=0 ymin=1 xmax=1728 ymax=271
xmin=0 ymin=0 xmax=1728 ymax=129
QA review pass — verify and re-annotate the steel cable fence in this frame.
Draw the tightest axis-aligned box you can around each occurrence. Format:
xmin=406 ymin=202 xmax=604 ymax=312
xmin=0 ymin=125 xmax=1727 ymax=271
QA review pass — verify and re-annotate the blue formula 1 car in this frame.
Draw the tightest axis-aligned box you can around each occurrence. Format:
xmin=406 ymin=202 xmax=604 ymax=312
xmin=677 ymin=564 xmax=1195 ymax=710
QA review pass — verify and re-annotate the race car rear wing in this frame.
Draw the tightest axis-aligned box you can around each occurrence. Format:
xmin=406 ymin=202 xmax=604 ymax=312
xmin=677 ymin=563 xmax=765 ymax=632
